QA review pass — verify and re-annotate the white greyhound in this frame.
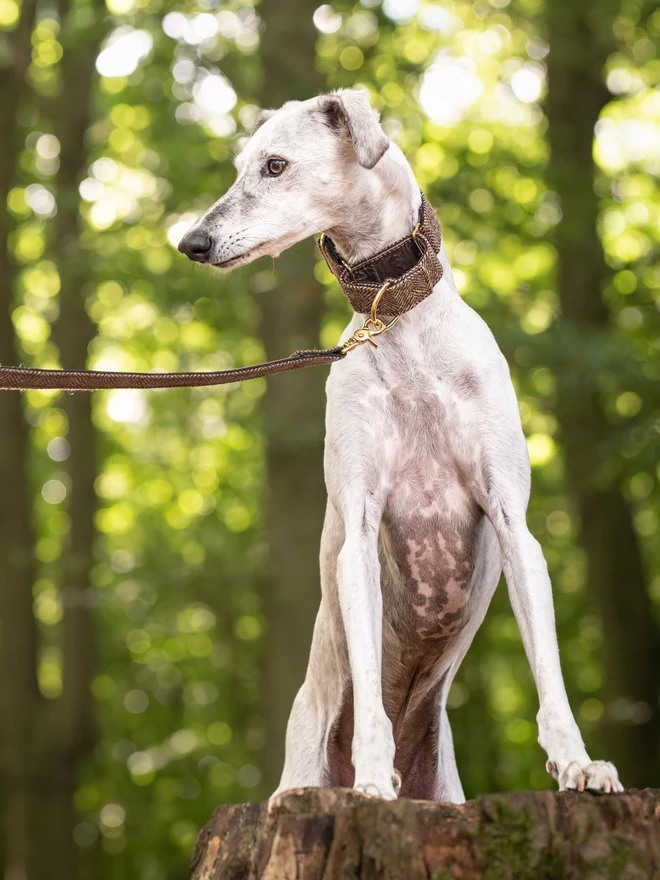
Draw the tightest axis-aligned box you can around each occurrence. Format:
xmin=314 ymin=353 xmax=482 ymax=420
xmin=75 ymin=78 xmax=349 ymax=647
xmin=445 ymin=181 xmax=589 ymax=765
xmin=178 ymin=89 xmax=622 ymax=802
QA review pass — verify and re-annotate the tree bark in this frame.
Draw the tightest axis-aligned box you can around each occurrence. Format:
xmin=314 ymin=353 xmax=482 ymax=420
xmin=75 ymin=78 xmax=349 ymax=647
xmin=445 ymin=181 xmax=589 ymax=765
xmin=191 ymin=787 xmax=660 ymax=879
xmin=545 ymin=1 xmax=660 ymax=785
xmin=256 ymin=0 xmax=327 ymax=791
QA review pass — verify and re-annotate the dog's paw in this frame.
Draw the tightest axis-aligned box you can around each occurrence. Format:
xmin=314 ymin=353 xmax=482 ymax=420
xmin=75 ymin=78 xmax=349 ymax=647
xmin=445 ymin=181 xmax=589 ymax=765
xmin=354 ymin=772 xmax=400 ymax=800
xmin=547 ymin=759 xmax=623 ymax=794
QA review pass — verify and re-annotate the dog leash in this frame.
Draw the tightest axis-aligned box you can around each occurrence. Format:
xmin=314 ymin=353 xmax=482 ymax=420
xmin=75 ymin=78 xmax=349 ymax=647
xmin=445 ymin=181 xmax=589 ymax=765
xmin=0 ymin=347 xmax=348 ymax=392
xmin=0 ymin=193 xmax=442 ymax=393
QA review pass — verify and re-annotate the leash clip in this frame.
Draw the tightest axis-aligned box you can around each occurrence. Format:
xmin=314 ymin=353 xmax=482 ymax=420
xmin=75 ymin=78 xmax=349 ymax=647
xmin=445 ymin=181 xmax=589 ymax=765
xmin=341 ymin=282 xmax=400 ymax=354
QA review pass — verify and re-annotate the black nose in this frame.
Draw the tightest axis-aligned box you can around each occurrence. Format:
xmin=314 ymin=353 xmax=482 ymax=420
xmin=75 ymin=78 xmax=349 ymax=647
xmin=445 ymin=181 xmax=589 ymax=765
xmin=178 ymin=229 xmax=213 ymax=262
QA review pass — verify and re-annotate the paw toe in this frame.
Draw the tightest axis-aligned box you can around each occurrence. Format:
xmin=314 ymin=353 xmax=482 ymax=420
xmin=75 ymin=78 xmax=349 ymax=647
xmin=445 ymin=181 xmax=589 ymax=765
xmin=558 ymin=761 xmax=585 ymax=792
xmin=354 ymin=780 xmax=398 ymax=800
xmin=584 ymin=761 xmax=623 ymax=794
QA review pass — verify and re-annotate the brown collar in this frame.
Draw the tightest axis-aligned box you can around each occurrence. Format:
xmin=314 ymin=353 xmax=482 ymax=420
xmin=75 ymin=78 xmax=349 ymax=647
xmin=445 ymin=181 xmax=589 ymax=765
xmin=318 ymin=192 xmax=443 ymax=317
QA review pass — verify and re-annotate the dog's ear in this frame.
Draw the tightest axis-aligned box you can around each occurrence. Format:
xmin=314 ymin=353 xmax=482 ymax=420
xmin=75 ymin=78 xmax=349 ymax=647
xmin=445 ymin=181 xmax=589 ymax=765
xmin=252 ymin=108 xmax=276 ymax=134
xmin=318 ymin=90 xmax=389 ymax=169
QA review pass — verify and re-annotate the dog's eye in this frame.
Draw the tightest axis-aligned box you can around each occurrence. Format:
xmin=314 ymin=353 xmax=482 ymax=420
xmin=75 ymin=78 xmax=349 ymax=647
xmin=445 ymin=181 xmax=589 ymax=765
xmin=266 ymin=157 xmax=288 ymax=176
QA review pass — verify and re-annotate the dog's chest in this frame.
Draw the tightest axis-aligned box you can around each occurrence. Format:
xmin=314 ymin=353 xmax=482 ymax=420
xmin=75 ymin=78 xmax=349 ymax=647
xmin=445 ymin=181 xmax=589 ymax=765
xmin=379 ymin=379 xmax=483 ymax=642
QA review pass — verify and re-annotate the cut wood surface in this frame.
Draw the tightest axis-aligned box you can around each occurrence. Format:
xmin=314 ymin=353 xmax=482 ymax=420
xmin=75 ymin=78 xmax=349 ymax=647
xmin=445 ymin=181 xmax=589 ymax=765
xmin=191 ymin=787 xmax=660 ymax=880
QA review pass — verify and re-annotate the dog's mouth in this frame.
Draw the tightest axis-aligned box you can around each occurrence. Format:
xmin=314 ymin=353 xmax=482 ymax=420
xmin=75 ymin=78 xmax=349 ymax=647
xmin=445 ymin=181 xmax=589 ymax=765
xmin=211 ymin=252 xmax=251 ymax=269
xmin=209 ymin=238 xmax=284 ymax=270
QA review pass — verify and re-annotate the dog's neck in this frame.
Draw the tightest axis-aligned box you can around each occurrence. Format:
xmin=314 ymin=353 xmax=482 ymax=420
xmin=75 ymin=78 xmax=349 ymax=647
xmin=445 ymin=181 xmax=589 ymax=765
xmin=323 ymin=143 xmax=421 ymax=265
xmin=323 ymin=142 xmax=460 ymax=312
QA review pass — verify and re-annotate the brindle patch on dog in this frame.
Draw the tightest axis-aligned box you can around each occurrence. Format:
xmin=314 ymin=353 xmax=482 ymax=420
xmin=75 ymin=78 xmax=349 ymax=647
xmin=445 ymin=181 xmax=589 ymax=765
xmin=404 ymin=523 xmax=475 ymax=639
xmin=382 ymin=493 xmax=480 ymax=633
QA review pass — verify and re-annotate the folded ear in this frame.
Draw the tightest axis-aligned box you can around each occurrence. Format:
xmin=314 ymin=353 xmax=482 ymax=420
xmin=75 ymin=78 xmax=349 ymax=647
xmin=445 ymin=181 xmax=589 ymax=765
xmin=252 ymin=108 xmax=277 ymax=134
xmin=318 ymin=89 xmax=389 ymax=169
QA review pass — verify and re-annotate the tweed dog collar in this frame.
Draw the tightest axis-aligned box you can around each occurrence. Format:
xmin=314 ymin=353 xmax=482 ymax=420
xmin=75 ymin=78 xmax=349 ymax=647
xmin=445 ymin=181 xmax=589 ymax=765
xmin=318 ymin=192 xmax=443 ymax=318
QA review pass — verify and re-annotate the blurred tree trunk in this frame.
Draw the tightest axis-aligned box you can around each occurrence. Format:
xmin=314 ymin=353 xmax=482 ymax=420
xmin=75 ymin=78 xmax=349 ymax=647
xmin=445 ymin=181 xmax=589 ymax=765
xmin=0 ymin=3 xmax=46 ymax=878
xmin=546 ymin=1 xmax=660 ymax=786
xmin=0 ymin=1 xmax=105 ymax=877
xmin=256 ymin=0 xmax=327 ymax=791
xmin=41 ymin=1 xmax=107 ymax=876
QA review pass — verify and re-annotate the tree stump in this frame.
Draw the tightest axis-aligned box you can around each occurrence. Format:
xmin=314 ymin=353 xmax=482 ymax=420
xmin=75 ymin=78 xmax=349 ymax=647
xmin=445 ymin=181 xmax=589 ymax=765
xmin=191 ymin=787 xmax=660 ymax=879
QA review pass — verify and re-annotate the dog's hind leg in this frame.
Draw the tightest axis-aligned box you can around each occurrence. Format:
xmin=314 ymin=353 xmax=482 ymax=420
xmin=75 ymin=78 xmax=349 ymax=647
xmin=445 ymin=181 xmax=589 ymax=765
xmin=437 ymin=706 xmax=465 ymax=804
xmin=270 ymin=505 xmax=348 ymax=803
xmin=270 ymin=602 xmax=346 ymax=801
xmin=434 ymin=518 xmax=503 ymax=804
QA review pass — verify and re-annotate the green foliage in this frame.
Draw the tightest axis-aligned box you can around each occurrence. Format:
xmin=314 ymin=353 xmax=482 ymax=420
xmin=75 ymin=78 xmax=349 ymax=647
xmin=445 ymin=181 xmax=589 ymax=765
xmin=3 ymin=0 xmax=660 ymax=876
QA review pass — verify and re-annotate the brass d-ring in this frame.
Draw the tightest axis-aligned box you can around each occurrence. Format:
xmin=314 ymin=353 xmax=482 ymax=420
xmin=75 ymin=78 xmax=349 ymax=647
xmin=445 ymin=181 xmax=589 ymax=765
xmin=341 ymin=282 xmax=399 ymax=354
xmin=370 ymin=281 xmax=399 ymax=331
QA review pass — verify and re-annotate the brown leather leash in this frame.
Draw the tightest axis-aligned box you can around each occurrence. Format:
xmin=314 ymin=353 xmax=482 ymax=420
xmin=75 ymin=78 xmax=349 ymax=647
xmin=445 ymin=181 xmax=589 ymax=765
xmin=0 ymin=193 xmax=441 ymax=393
xmin=0 ymin=347 xmax=347 ymax=392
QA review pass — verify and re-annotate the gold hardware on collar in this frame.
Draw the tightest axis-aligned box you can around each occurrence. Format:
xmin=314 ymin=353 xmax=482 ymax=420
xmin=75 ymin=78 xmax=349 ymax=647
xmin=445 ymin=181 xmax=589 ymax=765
xmin=411 ymin=221 xmax=423 ymax=255
xmin=341 ymin=282 xmax=400 ymax=353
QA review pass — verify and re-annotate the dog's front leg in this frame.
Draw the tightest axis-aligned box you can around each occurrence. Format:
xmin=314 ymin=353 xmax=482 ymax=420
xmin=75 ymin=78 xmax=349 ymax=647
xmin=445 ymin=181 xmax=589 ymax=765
xmin=336 ymin=495 xmax=398 ymax=799
xmin=483 ymin=452 xmax=623 ymax=793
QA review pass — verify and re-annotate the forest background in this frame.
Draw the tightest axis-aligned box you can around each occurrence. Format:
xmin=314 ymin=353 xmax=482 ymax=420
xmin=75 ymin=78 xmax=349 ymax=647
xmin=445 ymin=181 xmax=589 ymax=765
xmin=1 ymin=0 xmax=660 ymax=876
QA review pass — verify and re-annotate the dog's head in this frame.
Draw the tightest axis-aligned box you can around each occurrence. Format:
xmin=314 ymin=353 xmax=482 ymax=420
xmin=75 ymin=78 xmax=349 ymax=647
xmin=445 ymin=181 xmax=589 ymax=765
xmin=177 ymin=89 xmax=390 ymax=269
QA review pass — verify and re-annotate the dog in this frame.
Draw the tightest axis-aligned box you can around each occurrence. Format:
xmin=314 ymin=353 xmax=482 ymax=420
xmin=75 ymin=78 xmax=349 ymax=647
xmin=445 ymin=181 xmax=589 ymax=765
xmin=178 ymin=89 xmax=622 ymax=802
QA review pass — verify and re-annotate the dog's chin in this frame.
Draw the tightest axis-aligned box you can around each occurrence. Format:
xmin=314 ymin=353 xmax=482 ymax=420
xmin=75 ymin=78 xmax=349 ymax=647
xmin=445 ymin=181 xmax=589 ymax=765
xmin=209 ymin=236 xmax=305 ymax=271
xmin=210 ymin=252 xmax=254 ymax=271
xmin=210 ymin=247 xmax=277 ymax=271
